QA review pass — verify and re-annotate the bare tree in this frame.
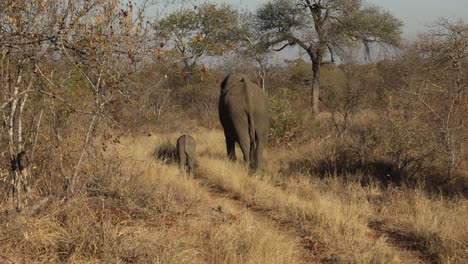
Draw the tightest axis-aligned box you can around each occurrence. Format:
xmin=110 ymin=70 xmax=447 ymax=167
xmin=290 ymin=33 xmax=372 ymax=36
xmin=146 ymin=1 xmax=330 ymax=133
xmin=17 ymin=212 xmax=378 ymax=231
xmin=400 ymin=19 xmax=467 ymax=182
xmin=326 ymin=62 xmax=373 ymax=132
xmin=0 ymin=0 xmax=155 ymax=209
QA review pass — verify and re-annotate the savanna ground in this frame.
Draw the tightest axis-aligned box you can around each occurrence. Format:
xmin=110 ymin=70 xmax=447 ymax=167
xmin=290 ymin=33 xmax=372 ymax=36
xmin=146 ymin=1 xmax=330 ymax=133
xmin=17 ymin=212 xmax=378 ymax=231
xmin=1 ymin=60 xmax=467 ymax=263
xmin=1 ymin=62 xmax=467 ymax=263
xmin=1 ymin=111 xmax=466 ymax=263
xmin=1 ymin=1 xmax=467 ymax=262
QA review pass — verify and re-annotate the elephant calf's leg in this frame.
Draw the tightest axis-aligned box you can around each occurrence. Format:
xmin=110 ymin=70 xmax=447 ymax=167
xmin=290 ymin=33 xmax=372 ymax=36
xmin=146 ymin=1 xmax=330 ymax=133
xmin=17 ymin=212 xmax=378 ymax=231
xmin=178 ymin=153 xmax=186 ymax=172
xmin=187 ymin=155 xmax=195 ymax=176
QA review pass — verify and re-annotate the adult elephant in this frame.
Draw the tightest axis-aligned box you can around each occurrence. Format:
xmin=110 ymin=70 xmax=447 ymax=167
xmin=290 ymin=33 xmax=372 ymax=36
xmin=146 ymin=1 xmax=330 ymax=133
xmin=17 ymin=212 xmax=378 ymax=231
xmin=218 ymin=74 xmax=269 ymax=172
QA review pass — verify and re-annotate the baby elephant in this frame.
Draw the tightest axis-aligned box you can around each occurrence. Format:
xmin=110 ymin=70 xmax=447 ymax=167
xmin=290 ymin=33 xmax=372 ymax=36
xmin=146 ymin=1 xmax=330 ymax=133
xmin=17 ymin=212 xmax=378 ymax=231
xmin=176 ymin=135 xmax=196 ymax=176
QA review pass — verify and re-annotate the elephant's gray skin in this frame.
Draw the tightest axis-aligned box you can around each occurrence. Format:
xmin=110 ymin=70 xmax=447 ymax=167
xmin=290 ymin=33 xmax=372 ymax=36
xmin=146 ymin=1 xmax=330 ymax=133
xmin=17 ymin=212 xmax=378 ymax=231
xmin=218 ymin=74 xmax=269 ymax=172
xmin=176 ymin=135 xmax=196 ymax=175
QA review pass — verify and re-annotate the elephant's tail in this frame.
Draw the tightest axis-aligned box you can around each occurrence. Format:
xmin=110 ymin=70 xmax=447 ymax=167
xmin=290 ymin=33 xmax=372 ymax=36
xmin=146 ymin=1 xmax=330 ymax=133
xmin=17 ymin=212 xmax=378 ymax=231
xmin=247 ymin=111 xmax=257 ymax=166
xmin=247 ymin=114 xmax=256 ymax=144
xmin=243 ymin=76 xmax=258 ymax=170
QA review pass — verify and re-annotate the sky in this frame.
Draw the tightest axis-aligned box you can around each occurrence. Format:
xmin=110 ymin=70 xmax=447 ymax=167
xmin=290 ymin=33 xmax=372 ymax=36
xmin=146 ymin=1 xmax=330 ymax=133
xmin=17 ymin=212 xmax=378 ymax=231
xmin=219 ymin=0 xmax=468 ymax=40
xmin=146 ymin=0 xmax=468 ymax=63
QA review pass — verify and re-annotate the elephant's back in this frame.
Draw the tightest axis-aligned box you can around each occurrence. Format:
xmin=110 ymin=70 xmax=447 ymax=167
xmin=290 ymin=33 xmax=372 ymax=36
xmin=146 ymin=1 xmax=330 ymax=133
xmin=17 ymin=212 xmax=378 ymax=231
xmin=241 ymin=79 xmax=269 ymax=138
xmin=177 ymin=135 xmax=196 ymax=151
xmin=218 ymin=74 xmax=269 ymax=135
xmin=219 ymin=76 xmax=248 ymax=113
xmin=219 ymin=75 xmax=268 ymax=111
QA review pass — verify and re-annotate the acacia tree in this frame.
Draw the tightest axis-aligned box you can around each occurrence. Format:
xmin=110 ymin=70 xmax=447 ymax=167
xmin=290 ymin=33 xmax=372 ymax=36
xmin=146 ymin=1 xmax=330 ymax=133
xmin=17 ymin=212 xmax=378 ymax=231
xmin=154 ymin=2 xmax=246 ymax=74
xmin=255 ymin=0 xmax=402 ymax=114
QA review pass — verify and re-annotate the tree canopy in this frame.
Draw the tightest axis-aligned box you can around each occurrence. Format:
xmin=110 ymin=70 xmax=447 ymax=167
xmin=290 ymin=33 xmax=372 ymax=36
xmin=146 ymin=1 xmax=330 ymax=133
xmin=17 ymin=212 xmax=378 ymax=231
xmin=255 ymin=0 xmax=403 ymax=114
xmin=155 ymin=3 xmax=246 ymax=73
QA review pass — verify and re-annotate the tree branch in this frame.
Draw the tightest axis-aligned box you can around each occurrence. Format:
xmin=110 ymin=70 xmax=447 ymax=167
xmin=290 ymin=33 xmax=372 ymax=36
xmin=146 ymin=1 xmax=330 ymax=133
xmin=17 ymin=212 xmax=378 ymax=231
xmin=272 ymin=43 xmax=291 ymax=52
xmin=0 ymin=36 xmax=55 ymax=47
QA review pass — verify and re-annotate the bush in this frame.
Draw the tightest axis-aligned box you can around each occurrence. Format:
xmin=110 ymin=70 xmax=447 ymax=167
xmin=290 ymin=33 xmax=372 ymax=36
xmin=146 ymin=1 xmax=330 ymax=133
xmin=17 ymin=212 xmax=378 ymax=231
xmin=286 ymin=58 xmax=312 ymax=85
xmin=268 ymin=88 xmax=305 ymax=145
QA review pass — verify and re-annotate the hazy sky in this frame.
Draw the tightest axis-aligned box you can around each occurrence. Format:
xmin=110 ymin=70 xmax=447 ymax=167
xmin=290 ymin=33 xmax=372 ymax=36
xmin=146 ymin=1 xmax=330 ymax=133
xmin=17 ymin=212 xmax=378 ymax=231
xmin=219 ymin=0 xmax=468 ymax=39
xmin=147 ymin=0 xmax=468 ymax=62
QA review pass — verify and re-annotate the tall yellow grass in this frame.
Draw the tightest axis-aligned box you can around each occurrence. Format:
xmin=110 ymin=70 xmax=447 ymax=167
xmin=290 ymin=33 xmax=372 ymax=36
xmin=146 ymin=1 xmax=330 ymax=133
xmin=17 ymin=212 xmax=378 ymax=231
xmin=1 ymin=127 xmax=465 ymax=263
xmin=152 ymin=128 xmax=467 ymax=264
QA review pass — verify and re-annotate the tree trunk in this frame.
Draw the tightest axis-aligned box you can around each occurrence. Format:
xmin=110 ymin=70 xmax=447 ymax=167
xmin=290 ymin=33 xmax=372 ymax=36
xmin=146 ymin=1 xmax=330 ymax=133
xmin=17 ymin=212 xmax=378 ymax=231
xmin=311 ymin=59 xmax=320 ymax=115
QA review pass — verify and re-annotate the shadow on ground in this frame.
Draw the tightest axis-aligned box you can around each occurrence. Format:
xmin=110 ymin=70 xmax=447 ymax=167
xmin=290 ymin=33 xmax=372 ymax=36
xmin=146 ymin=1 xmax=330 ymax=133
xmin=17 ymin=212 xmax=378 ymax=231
xmin=153 ymin=141 xmax=177 ymax=164
xmin=283 ymin=156 xmax=467 ymax=197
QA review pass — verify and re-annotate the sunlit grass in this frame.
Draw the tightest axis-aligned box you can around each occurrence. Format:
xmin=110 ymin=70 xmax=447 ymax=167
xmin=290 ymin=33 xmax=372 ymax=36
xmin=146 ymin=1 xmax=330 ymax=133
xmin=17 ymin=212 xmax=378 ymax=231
xmin=1 ymin=127 xmax=465 ymax=263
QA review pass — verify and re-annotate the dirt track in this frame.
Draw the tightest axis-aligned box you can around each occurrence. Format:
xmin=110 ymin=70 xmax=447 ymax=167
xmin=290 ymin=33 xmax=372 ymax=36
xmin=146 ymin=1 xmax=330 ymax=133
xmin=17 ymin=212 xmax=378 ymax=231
xmin=123 ymin=133 xmax=436 ymax=264
xmin=194 ymin=170 xmax=431 ymax=264
xmin=191 ymin=159 xmax=430 ymax=263
xmin=195 ymin=174 xmax=324 ymax=263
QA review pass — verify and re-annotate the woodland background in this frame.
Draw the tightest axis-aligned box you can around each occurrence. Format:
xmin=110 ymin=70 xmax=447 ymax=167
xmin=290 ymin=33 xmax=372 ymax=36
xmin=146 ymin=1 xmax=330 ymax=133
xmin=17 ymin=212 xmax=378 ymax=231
xmin=0 ymin=0 xmax=466 ymax=263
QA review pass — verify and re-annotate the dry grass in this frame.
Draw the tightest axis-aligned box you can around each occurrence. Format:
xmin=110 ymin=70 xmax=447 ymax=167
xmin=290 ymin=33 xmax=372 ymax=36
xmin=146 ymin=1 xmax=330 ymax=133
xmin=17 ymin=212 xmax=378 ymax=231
xmin=265 ymin=134 xmax=468 ymax=264
xmin=115 ymin=134 xmax=304 ymax=264
xmin=0 ymin=127 xmax=466 ymax=263
xmin=0 ymin=131 xmax=303 ymax=263
xmin=375 ymin=189 xmax=468 ymax=263
xmin=161 ymin=128 xmax=466 ymax=264
xmin=190 ymin=131 xmax=402 ymax=263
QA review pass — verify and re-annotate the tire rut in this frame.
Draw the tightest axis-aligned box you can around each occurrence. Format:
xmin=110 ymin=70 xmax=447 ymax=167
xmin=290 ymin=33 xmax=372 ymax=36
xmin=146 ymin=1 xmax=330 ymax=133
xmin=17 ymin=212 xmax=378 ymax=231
xmin=367 ymin=221 xmax=437 ymax=264
xmin=193 ymin=164 xmax=431 ymax=264
xmin=194 ymin=173 xmax=328 ymax=264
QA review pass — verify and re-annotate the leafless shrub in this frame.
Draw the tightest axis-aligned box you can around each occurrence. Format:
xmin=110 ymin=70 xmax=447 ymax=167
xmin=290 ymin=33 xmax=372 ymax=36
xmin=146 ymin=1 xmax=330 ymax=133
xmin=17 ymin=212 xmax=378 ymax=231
xmin=322 ymin=63 xmax=376 ymax=133
xmin=394 ymin=19 xmax=467 ymax=185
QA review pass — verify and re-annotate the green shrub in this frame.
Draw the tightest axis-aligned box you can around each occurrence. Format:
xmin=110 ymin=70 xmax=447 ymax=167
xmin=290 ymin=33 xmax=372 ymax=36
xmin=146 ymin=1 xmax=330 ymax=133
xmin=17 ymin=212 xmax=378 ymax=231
xmin=269 ymin=88 xmax=305 ymax=145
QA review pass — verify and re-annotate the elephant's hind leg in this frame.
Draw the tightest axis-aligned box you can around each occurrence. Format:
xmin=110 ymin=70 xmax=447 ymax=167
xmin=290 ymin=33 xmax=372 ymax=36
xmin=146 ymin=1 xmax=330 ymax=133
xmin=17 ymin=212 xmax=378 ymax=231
xmin=226 ymin=137 xmax=237 ymax=161
xmin=253 ymin=138 xmax=265 ymax=172
xmin=178 ymin=152 xmax=186 ymax=172
xmin=236 ymin=131 xmax=251 ymax=165
xmin=187 ymin=154 xmax=195 ymax=176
